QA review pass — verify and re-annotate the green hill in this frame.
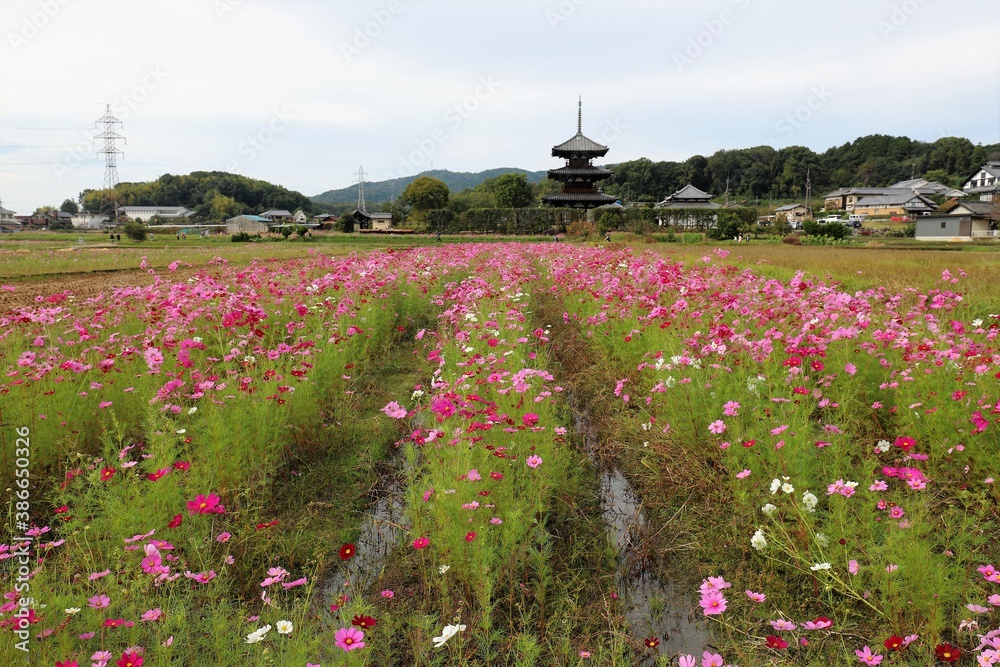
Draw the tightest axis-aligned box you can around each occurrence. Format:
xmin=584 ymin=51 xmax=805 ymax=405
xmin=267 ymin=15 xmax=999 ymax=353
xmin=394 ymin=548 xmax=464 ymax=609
xmin=82 ymin=172 xmax=315 ymax=220
xmin=311 ymin=168 xmax=547 ymax=205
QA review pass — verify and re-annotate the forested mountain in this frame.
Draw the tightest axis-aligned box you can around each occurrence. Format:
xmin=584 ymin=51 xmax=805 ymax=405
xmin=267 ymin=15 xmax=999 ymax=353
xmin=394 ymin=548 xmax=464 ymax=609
xmin=312 ymin=168 xmax=547 ymax=205
xmin=81 ymin=172 xmax=315 ymax=220
xmin=602 ymin=135 xmax=1000 ymax=203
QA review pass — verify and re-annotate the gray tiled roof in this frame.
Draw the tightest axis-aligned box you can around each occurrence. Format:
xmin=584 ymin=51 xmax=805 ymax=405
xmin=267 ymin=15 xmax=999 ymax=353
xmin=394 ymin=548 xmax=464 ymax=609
xmin=551 ymin=132 xmax=609 ymax=156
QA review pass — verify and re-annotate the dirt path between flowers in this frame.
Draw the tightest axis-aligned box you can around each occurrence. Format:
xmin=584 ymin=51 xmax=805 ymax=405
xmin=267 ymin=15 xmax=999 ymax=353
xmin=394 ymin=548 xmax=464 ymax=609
xmin=0 ymin=266 xmax=207 ymax=313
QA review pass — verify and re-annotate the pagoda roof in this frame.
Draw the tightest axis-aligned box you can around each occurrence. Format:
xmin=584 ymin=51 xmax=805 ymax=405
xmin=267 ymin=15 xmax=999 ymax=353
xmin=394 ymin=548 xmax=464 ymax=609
xmin=552 ymin=132 xmax=609 ymax=157
xmin=546 ymin=165 xmax=613 ymax=178
xmin=542 ymin=191 xmax=617 ymax=205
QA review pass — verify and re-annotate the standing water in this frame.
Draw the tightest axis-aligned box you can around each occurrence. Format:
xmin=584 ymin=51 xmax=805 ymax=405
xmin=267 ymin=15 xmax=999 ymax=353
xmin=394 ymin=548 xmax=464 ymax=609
xmin=576 ymin=410 xmax=712 ymax=661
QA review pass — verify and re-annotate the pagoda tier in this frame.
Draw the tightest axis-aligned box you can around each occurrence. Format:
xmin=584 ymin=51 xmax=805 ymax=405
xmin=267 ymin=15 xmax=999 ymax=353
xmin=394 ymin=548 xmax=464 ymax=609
xmin=542 ymin=99 xmax=615 ymax=210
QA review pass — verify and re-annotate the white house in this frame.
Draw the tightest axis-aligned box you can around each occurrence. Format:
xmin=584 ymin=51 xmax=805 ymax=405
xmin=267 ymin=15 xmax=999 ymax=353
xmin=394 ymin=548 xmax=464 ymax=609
xmin=71 ymin=210 xmax=109 ymax=229
xmin=118 ymin=206 xmax=196 ymax=222
xmin=0 ymin=206 xmax=21 ymax=233
xmin=259 ymin=209 xmax=293 ymax=222
xmin=962 ymin=161 xmax=1000 ymax=202
xmin=292 ymin=210 xmax=308 ymax=224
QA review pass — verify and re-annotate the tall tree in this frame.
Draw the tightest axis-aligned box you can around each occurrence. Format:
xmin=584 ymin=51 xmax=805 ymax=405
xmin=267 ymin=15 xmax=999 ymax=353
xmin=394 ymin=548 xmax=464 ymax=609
xmin=400 ymin=176 xmax=450 ymax=214
xmin=491 ymin=173 xmax=535 ymax=208
xmin=60 ymin=199 xmax=79 ymax=214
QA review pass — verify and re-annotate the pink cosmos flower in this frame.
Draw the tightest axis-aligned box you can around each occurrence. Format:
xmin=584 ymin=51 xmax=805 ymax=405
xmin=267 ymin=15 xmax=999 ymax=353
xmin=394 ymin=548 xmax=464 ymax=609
xmin=89 ymin=569 xmax=111 ymax=581
xmin=723 ymin=401 xmax=740 ymax=416
xmin=465 ymin=469 xmax=482 ymax=482
xmin=770 ymin=619 xmax=797 ymax=631
xmin=802 ymin=616 xmax=833 ymax=630
xmin=380 ymin=590 xmax=394 ymax=598
xmin=736 ymin=469 xmax=751 ymax=479
xmin=216 ymin=532 xmax=231 ymax=543
xmin=869 ymin=480 xmax=888 ymax=491
xmin=381 ymin=401 xmax=407 ymax=419
xmin=184 ymin=570 xmax=216 ymax=584
xmin=967 ymin=603 xmax=990 ymax=613
xmin=745 ymin=590 xmax=766 ymax=603
xmin=88 ymin=594 xmax=110 ymax=609
xmin=140 ymin=608 xmax=163 ymax=622
xmin=699 ymin=592 xmax=727 ymax=615
xmin=889 ymin=507 xmax=905 ymax=519
xmin=855 ymin=645 xmax=883 ymax=665
xmin=678 ymin=656 xmax=696 ymax=667
xmin=526 ymin=455 xmax=543 ymax=468
xmin=334 ymin=626 xmax=365 ymax=651
xmin=849 ymin=560 xmax=860 ymax=574
xmin=708 ymin=420 xmax=726 ymax=435
xmin=701 ymin=651 xmax=724 ymax=667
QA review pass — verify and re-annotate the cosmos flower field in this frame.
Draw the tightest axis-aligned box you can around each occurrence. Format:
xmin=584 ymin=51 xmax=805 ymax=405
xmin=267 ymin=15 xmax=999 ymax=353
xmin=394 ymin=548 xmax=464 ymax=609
xmin=0 ymin=241 xmax=997 ymax=666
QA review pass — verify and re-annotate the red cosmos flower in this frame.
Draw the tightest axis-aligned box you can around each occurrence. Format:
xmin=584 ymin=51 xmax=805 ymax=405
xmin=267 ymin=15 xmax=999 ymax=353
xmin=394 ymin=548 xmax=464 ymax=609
xmin=783 ymin=356 xmax=802 ymax=367
xmin=55 ymin=661 xmax=78 ymax=667
xmin=100 ymin=466 xmax=116 ymax=482
xmin=167 ymin=514 xmax=183 ymax=528
xmin=742 ymin=439 xmax=756 ymax=448
xmin=465 ymin=531 xmax=477 ymax=542
xmin=255 ymin=519 xmax=279 ymax=530
xmin=172 ymin=461 xmax=191 ymax=471
xmin=351 ymin=614 xmax=377 ymax=629
xmin=766 ymin=635 xmax=789 ymax=649
xmin=894 ymin=436 xmax=916 ymax=452
xmin=54 ymin=505 xmax=69 ymax=514
xmin=810 ymin=360 xmax=825 ymax=371
xmin=643 ymin=636 xmax=660 ymax=648
xmin=339 ymin=543 xmax=355 ymax=560
xmin=934 ymin=643 xmax=961 ymax=662
xmin=412 ymin=536 xmax=429 ymax=549
xmin=884 ymin=635 xmax=903 ymax=651
xmin=487 ymin=338 xmax=499 ymax=348
xmin=489 ymin=472 xmax=504 ymax=481
xmin=116 ymin=651 xmax=143 ymax=667
xmin=792 ymin=386 xmax=809 ymax=395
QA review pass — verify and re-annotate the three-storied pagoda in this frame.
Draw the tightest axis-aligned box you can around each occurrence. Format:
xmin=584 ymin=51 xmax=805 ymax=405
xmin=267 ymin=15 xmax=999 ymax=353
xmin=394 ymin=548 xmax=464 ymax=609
xmin=542 ymin=98 xmax=616 ymax=209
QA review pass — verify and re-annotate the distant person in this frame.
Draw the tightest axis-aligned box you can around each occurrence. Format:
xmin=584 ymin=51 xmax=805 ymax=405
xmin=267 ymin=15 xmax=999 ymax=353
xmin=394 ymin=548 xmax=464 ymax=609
xmin=116 ymin=233 xmax=121 ymax=243
xmin=604 ymin=233 xmax=611 ymax=242
xmin=436 ymin=232 xmax=441 ymax=242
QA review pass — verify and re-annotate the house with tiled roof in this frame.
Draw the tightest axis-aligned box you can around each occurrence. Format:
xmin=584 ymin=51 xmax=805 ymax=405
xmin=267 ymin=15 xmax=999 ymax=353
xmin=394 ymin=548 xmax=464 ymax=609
xmin=915 ymin=199 xmax=997 ymax=241
xmin=962 ymin=161 xmax=1000 ymax=202
xmin=852 ymin=192 xmax=937 ymax=218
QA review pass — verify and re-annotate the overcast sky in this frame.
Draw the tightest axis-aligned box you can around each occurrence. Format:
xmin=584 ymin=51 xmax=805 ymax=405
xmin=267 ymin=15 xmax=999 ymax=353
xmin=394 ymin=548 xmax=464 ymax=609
xmin=1 ymin=0 xmax=998 ymax=212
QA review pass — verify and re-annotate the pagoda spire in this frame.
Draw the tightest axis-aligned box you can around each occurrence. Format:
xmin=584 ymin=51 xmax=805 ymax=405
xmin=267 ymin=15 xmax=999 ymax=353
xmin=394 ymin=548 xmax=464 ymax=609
xmin=577 ymin=96 xmax=582 ymax=134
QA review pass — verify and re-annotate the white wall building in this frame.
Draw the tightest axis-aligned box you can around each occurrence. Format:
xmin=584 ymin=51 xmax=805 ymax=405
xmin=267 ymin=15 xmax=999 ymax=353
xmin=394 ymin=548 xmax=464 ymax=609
xmin=118 ymin=206 xmax=196 ymax=222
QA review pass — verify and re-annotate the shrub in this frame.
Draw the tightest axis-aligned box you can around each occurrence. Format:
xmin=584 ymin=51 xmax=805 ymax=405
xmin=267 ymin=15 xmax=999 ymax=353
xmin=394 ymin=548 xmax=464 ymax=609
xmin=567 ymin=219 xmax=598 ymax=238
xmin=682 ymin=232 xmax=702 ymax=244
xmin=123 ymin=220 xmax=147 ymax=241
xmin=782 ymin=234 xmax=802 ymax=245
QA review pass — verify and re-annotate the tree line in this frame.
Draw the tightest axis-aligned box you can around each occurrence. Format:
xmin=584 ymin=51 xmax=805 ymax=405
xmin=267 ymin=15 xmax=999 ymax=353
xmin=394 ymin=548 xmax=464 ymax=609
xmin=79 ymin=171 xmax=316 ymax=220
xmin=602 ymin=135 xmax=1000 ymax=204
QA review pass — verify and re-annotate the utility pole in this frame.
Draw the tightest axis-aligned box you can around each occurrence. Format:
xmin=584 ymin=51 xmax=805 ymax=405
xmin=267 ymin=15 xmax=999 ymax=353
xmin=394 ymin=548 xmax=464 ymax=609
xmin=96 ymin=105 xmax=124 ymax=225
xmin=805 ymin=166 xmax=812 ymax=219
xmin=724 ymin=171 xmax=730 ymax=208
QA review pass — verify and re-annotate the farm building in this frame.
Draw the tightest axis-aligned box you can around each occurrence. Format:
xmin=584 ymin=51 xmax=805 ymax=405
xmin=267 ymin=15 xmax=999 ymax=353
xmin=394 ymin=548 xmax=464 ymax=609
xmin=226 ymin=215 xmax=271 ymax=234
xmin=915 ymin=200 xmax=996 ymax=241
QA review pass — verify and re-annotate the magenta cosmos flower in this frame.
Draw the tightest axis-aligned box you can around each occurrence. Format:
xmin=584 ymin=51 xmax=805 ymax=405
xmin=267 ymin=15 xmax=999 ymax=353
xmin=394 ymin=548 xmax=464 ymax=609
xmin=335 ymin=627 xmax=365 ymax=651
xmin=412 ymin=536 xmax=429 ymax=549
xmin=699 ymin=592 xmax=727 ymax=615
xmin=186 ymin=493 xmax=224 ymax=515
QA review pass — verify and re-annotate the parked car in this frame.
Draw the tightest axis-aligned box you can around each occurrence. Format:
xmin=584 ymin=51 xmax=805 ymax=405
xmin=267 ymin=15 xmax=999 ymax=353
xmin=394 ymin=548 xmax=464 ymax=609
xmin=821 ymin=215 xmax=843 ymax=223
xmin=848 ymin=214 xmax=867 ymax=227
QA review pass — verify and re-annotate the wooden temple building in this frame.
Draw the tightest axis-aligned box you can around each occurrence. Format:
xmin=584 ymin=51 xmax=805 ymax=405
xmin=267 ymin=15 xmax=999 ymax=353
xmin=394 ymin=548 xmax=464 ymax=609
xmin=542 ymin=99 xmax=616 ymax=209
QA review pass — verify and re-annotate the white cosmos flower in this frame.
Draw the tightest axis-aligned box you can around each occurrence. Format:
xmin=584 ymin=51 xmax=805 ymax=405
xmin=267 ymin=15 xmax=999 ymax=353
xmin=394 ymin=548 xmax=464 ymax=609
xmin=802 ymin=491 xmax=818 ymax=512
xmin=770 ymin=478 xmax=782 ymax=494
xmin=781 ymin=482 xmax=795 ymax=494
xmin=815 ymin=533 xmax=829 ymax=547
xmin=432 ymin=623 xmax=466 ymax=648
xmin=439 ymin=565 xmax=450 ymax=575
xmin=761 ymin=503 xmax=777 ymax=516
xmin=810 ymin=562 xmax=832 ymax=571
xmin=245 ymin=624 xmax=272 ymax=643
xmin=276 ymin=620 xmax=293 ymax=634
xmin=751 ymin=529 xmax=767 ymax=551
xmin=64 ymin=607 xmax=81 ymax=614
